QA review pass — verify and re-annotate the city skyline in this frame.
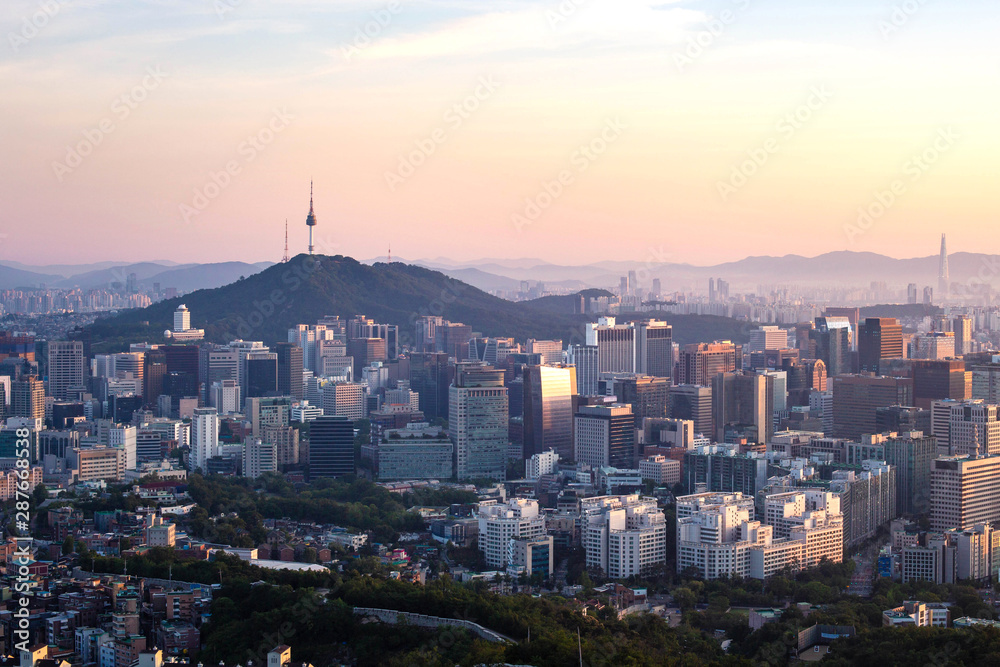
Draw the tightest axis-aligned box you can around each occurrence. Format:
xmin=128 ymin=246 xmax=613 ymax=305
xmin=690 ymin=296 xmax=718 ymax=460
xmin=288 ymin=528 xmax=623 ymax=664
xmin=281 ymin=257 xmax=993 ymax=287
xmin=4 ymin=0 xmax=998 ymax=265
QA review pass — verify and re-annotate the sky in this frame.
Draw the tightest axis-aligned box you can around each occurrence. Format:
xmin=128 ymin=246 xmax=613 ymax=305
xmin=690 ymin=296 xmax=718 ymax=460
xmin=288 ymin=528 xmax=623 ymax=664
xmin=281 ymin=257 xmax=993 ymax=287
xmin=2 ymin=0 xmax=998 ymax=267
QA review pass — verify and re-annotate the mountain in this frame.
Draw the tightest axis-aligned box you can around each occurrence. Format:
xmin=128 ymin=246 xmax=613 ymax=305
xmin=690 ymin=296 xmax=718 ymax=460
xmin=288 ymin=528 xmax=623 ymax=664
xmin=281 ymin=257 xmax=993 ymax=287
xmin=0 ymin=265 xmax=63 ymax=289
xmin=398 ymin=250 xmax=1000 ymax=292
xmin=81 ymin=255 xmax=587 ymax=353
xmin=81 ymin=258 xmax=761 ymax=355
xmin=54 ymin=261 xmax=272 ymax=291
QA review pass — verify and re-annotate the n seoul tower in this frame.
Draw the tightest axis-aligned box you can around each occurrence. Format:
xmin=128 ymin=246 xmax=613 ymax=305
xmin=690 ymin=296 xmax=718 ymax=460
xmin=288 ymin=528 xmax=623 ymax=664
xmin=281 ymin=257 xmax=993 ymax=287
xmin=306 ymin=180 xmax=317 ymax=254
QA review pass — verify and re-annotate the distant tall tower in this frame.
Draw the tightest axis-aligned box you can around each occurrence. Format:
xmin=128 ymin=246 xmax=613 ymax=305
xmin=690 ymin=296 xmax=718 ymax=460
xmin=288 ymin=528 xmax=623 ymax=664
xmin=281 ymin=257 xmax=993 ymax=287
xmin=305 ymin=181 xmax=317 ymax=254
xmin=939 ymin=233 xmax=950 ymax=301
xmin=282 ymin=220 xmax=290 ymax=263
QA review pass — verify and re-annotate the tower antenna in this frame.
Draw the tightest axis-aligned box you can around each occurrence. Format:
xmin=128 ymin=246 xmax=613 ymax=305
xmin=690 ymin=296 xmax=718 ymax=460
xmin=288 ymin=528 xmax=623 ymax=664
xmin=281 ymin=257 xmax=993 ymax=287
xmin=282 ymin=220 xmax=290 ymax=263
xmin=306 ymin=180 xmax=317 ymax=255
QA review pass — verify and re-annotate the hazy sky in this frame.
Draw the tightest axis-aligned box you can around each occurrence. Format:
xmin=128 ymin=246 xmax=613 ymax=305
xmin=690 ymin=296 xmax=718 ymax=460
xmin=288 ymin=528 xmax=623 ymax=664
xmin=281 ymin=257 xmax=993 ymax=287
xmin=3 ymin=0 xmax=998 ymax=266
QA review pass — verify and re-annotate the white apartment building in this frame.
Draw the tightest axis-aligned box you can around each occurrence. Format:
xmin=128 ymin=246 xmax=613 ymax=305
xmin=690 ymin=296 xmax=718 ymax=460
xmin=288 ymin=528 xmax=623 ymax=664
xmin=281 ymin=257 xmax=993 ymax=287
xmin=580 ymin=495 xmax=667 ymax=579
xmin=676 ymin=491 xmax=843 ymax=580
xmin=526 ymin=449 xmax=559 ymax=480
xmin=190 ymin=407 xmax=219 ymax=471
xmin=477 ymin=498 xmax=547 ymax=569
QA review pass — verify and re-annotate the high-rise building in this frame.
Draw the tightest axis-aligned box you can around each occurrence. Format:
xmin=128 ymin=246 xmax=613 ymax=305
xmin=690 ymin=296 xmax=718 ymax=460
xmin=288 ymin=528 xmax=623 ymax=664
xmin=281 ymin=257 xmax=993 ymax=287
xmin=635 ymin=320 xmax=673 ymax=379
xmin=526 ymin=339 xmax=563 ymax=365
xmin=939 ymin=233 xmax=950 ymax=302
xmin=262 ymin=424 xmax=299 ymax=468
xmin=409 ymin=353 xmax=453 ymax=421
xmin=243 ymin=437 xmax=277 ymax=479
xmin=574 ymin=403 xmax=635 ymax=468
xmin=907 ymin=283 xmax=918 ymax=305
xmin=908 ymin=359 xmax=969 ymax=408
xmin=953 ymin=315 xmax=972 ymax=357
xmin=245 ymin=354 xmax=278 ymax=399
xmin=309 ymin=415 xmax=355 ymax=480
xmin=669 ymin=384 xmax=713 ymax=437
xmin=683 ymin=445 xmax=769 ymax=497
xmin=939 ymin=401 xmax=1000 ymax=458
xmin=321 ymin=382 xmax=366 ymax=421
xmin=930 ymin=455 xmax=1000 ymax=531
xmin=566 ymin=344 xmax=599 ymax=395
xmin=47 ymin=341 xmax=85 ymax=400
xmin=585 ymin=317 xmax=636 ymax=374
xmin=677 ymin=342 xmax=741 ymax=386
xmin=347 ymin=338 xmax=386 ymax=378
xmin=12 ymin=375 xmax=44 ymax=420
xmin=522 ymin=364 xmax=577 ymax=460
xmin=275 ymin=342 xmax=304 ymax=400
xmin=832 ymin=375 xmax=913 ymax=440
xmin=811 ymin=317 xmax=852 ymax=376
xmin=450 ymin=366 xmax=508 ymax=480
xmin=435 ymin=322 xmax=473 ymax=361
xmin=581 ymin=495 xmax=667 ymax=578
xmin=190 ymin=407 xmax=219 ymax=472
xmin=875 ymin=405 xmax=931 ymax=436
xmin=971 ymin=363 xmax=1000 ymax=403
xmin=882 ymin=431 xmax=937 ymax=516
xmin=747 ymin=326 xmax=789 ymax=354
xmin=676 ymin=491 xmax=843 ymax=580
xmin=477 ymin=498 xmax=546 ymax=569
xmin=911 ymin=332 xmax=956 ymax=360
xmin=712 ymin=371 xmax=773 ymax=444
xmin=858 ymin=318 xmax=904 ymax=374
xmin=602 ymin=374 xmax=670 ymax=432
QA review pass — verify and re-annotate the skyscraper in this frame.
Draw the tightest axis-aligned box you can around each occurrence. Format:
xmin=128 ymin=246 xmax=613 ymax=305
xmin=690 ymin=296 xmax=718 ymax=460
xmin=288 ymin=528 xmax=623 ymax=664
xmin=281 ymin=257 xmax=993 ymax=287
xmin=47 ymin=341 xmax=85 ymax=400
xmin=858 ymin=317 xmax=904 ymax=374
xmin=669 ymin=384 xmax=714 ymax=437
xmin=566 ymin=344 xmax=599 ymax=395
xmin=832 ymin=375 xmax=913 ymax=439
xmin=711 ymin=371 xmax=773 ymax=444
xmin=635 ymin=320 xmax=673 ymax=379
xmin=190 ymin=407 xmax=219 ymax=471
xmin=309 ymin=415 xmax=355 ymax=480
xmin=275 ymin=342 xmax=304 ymax=400
xmin=677 ymin=342 xmax=741 ymax=386
xmin=810 ymin=317 xmax=852 ymax=376
xmin=450 ymin=365 xmax=508 ymax=480
xmin=939 ymin=233 xmax=949 ymax=302
xmin=409 ymin=352 xmax=453 ymax=421
xmin=12 ymin=375 xmax=44 ymax=420
xmin=585 ymin=317 xmax=636 ymax=373
xmin=522 ymin=364 xmax=577 ymax=460
xmin=952 ymin=315 xmax=972 ymax=357
xmin=603 ymin=374 xmax=670 ymax=432
xmin=574 ymin=403 xmax=635 ymax=468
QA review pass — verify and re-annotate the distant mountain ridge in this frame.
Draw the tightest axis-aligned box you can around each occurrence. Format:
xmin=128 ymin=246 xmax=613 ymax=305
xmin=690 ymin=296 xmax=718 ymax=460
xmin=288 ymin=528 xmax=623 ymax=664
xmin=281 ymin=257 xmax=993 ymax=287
xmin=80 ymin=255 xmax=758 ymax=354
xmin=0 ymin=260 xmax=272 ymax=292
xmin=362 ymin=251 xmax=998 ymax=293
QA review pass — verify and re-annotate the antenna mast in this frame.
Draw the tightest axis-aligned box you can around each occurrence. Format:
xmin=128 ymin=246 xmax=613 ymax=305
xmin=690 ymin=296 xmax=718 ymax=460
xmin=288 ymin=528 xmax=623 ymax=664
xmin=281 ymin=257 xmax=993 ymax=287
xmin=282 ymin=220 xmax=290 ymax=263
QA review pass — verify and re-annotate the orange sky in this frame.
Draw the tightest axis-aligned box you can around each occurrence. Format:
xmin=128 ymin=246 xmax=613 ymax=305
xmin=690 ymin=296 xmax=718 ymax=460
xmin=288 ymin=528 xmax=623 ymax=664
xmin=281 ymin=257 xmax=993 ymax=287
xmin=2 ymin=0 xmax=998 ymax=265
